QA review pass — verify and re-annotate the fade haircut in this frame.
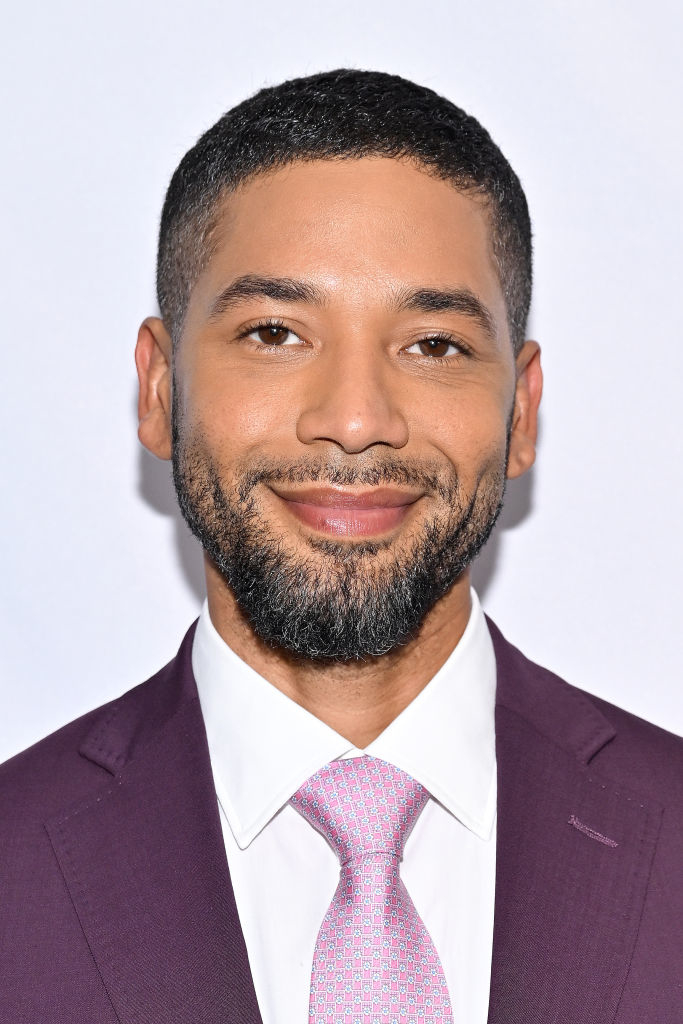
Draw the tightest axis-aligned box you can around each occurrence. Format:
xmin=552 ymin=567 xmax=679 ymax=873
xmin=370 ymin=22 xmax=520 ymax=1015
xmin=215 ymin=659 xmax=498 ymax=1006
xmin=157 ymin=69 xmax=532 ymax=352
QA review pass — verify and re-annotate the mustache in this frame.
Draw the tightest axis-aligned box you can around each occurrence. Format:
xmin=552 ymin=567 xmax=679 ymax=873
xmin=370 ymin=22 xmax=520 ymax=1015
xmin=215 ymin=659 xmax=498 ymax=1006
xmin=236 ymin=456 xmax=458 ymax=503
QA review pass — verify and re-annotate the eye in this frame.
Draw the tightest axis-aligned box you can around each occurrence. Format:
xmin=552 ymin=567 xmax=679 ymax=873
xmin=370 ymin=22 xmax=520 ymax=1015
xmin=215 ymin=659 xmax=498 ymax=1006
xmin=237 ymin=319 xmax=306 ymax=348
xmin=248 ymin=323 xmax=301 ymax=346
xmin=404 ymin=335 xmax=462 ymax=359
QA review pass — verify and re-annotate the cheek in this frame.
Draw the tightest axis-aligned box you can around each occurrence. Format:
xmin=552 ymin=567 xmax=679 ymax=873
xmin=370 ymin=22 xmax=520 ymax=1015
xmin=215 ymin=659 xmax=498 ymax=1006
xmin=185 ymin=368 xmax=296 ymax=462
xmin=415 ymin=386 xmax=512 ymax=476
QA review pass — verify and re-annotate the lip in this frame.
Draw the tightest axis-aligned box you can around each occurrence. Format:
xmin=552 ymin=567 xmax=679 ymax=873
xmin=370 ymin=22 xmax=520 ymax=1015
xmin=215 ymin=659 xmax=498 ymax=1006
xmin=269 ymin=485 xmax=424 ymax=509
xmin=269 ymin=485 xmax=424 ymax=537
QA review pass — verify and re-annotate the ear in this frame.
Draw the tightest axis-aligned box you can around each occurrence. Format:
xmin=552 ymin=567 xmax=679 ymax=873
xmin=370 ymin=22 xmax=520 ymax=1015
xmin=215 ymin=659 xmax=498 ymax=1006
xmin=135 ymin=316 xmax=173 ymax=461
xmin=507 ymin=340 xmax=543 ymax=480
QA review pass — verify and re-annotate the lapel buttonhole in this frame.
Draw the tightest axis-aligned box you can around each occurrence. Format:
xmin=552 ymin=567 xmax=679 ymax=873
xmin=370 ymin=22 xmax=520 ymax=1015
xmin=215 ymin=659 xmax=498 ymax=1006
xmin=568 ymin=813 xmax=618 ymax=848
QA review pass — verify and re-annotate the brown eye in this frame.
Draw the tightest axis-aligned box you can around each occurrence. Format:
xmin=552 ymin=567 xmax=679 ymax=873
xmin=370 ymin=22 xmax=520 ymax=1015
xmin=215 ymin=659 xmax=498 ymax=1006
xmin=255 ymin=325 xmax=291 ymax=345
xmin=417 ymin=337 xmax=454 ymax=358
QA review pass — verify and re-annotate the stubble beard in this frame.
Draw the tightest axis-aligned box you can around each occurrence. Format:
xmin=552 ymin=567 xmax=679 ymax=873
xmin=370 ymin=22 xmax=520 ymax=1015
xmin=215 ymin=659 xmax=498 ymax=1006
xmin=172 ymin=410 xmax=508 ymax=663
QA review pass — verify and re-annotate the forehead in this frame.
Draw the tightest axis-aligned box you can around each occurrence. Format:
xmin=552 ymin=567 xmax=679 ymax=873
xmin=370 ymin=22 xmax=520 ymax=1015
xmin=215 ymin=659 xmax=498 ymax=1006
xmin=191 ymin=157 xmax=507 ymax=329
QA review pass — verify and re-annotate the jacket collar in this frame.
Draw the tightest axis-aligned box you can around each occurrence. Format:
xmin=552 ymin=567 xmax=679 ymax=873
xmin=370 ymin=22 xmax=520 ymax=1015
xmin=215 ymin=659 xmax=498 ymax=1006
xmin=489 ymin=616 xmax=616 ymax=764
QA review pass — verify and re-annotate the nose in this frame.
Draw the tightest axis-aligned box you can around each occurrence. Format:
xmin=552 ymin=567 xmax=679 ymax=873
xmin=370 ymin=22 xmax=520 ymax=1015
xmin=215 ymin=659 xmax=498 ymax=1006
xmin=295 ymin=340 xmax=409 ymax=454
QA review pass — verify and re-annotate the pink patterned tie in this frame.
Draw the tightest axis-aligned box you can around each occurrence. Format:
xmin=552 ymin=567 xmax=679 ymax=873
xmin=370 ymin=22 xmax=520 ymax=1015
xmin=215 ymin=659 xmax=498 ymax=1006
xmin=291 ymin=756 xmax=454 ymax=1023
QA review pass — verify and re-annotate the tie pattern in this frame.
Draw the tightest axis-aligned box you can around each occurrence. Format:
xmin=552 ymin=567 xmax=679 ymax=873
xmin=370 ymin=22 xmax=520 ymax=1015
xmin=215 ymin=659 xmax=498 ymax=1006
xmin=291 ymin=756 xmax=453 ymax=1023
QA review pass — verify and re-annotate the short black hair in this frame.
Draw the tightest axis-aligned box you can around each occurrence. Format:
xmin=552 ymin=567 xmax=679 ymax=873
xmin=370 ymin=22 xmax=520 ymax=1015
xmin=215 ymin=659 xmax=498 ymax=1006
xmin=157 ymin=69 xmax=532 ymax=351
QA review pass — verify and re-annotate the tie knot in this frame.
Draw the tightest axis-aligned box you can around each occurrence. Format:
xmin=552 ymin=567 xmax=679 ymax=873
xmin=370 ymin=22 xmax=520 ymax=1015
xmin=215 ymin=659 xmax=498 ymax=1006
xmin=291 ymin=756 xmax=428 ymax=864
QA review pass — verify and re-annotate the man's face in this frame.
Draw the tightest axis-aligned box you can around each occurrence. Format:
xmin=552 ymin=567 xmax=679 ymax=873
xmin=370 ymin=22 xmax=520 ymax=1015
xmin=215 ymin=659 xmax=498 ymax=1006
xmin=162 ymin=157 xmax=536 ymax=660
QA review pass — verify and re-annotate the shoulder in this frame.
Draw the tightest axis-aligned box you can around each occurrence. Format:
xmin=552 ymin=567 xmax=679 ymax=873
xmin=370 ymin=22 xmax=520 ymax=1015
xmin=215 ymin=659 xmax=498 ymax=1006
xmin=0 ymin=699 xmax=116 ymax=825
xmin=587 ymin=690 xmax=683 ymax=799
xmin=487 ymin=615 xmax=683 ymax=803
xmin=0 ymin=622 xmax=198 ymax=826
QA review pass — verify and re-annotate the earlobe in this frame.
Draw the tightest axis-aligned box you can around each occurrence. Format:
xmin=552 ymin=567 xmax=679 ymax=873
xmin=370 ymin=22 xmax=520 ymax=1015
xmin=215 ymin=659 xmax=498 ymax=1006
xmin=507 ymin=341 xmax=543 ymax=480
xmin=135 ymin=317 xmax=173 ymax=461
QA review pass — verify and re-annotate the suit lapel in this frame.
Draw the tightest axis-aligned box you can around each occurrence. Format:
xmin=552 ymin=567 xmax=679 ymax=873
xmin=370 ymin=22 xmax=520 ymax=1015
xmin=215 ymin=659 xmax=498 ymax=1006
xmin=46 ymin=626 xmax=263 ymax=1024
xmin=487 ymin=622 xmax=662 ymax=1024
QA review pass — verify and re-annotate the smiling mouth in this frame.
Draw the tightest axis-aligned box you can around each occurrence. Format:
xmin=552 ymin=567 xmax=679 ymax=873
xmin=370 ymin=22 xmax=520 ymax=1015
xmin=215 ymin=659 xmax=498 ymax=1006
xmin=269 ymin=485 xmax=424 ymax=538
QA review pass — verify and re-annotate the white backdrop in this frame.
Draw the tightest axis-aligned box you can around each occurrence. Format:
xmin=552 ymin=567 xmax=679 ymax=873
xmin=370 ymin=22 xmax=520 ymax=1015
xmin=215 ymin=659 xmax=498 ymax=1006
xmin=2 ymin=0 xmax=682 ymax=763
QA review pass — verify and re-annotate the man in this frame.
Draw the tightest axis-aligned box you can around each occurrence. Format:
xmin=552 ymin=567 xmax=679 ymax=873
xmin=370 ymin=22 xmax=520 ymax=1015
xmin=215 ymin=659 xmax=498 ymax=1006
xmin=1 ymin=69 xmax=681 ymax=1024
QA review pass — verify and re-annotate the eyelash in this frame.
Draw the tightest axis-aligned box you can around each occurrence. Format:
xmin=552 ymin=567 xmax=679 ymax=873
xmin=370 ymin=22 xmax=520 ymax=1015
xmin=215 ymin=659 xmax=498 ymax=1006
xmin=236 ymin=318 xmax=471 ymax=361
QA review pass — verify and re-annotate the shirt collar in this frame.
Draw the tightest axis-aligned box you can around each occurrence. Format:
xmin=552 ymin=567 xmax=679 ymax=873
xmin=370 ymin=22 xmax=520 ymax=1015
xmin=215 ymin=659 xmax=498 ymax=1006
xmin=192 ymin=589 xmax=496 ymax=850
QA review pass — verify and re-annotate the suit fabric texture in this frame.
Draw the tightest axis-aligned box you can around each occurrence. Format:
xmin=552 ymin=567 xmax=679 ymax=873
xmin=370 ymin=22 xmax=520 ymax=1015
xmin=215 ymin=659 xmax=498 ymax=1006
xmin=1 ymin=619 xmax=681 ymax=1024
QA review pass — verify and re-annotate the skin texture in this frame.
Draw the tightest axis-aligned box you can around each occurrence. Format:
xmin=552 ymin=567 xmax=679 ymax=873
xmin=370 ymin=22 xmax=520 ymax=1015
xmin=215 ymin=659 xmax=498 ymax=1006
xmin=136 ymin=157 xmax=542 ymax=746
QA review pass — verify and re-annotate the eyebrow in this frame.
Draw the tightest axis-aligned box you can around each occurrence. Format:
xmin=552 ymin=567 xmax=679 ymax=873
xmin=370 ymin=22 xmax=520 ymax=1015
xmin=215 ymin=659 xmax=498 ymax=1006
xmin=207 ymin=275 xmax=326 ymax=320
xmin=393 ymin=286 xmax=497 ymax=340
xmin=207 ymin=274 xmax=497 ymax=340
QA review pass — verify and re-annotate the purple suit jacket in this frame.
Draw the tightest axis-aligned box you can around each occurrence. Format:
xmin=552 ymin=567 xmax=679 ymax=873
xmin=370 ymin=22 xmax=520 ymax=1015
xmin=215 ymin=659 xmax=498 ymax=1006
xmin=1 ymin=620 xmax=681 ymax=1023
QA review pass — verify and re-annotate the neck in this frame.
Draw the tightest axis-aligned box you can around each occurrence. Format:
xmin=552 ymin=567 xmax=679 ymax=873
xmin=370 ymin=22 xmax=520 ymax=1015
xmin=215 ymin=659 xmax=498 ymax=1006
xmin=204 ymin=559 xmax=472 ymax=747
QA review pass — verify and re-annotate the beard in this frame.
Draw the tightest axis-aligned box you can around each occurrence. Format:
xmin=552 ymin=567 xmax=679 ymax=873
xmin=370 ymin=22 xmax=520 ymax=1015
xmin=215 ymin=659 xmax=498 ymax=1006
xmin=172 ymin=409 xmax=508 ymax=663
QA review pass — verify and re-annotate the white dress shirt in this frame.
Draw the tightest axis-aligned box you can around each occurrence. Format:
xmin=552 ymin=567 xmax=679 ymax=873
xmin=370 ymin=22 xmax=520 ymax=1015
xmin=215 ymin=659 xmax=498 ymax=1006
xmin=192 ymin=589 xmax=497 ymax=1024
